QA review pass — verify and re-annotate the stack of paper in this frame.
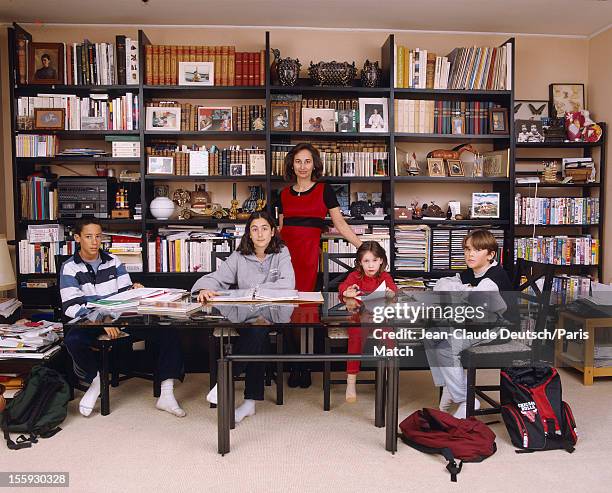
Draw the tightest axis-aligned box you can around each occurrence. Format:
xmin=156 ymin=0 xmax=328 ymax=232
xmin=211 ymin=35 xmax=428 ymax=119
xmin=0 ymin=298 xmax=22 ymax=318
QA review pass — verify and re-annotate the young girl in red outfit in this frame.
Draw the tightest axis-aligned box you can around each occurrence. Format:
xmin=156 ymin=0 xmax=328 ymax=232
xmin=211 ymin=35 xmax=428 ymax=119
xmin=338 ymin=241 xmax=398 ymax=402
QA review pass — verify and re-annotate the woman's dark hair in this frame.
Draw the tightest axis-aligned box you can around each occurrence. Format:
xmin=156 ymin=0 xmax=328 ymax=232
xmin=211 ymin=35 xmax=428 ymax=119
xmin=355 ymin=241 xmax=388 ymax=277
xmin=74 ymin=218 xmax=102 ymax=236
xmin=237 ymin=211 xmax=284 ymax=255
xmin=283 ymin=142 xmax=323 ymax=181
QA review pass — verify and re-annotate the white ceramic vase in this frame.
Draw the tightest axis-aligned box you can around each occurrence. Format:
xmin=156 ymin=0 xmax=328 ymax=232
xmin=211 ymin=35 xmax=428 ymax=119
xmin=149 ymin=196 xmax=175 ymax=220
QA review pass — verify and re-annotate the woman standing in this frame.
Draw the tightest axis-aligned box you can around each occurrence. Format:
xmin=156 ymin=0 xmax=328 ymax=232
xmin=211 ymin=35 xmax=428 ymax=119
xmin=277 ymin=143 xmax=362 ymax=386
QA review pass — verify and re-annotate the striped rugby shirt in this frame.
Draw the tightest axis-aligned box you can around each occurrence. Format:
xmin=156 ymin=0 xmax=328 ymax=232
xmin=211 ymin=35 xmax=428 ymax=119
xmin=60 ymin=249 xmax=132 ymax=318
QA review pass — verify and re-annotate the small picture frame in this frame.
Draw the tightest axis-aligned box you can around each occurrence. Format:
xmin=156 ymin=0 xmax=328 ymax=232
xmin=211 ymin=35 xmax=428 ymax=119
xmin=230 ymin=163 xmax=246 ymax=176
xmin=80 ymin=116 xmax=105 ymax=131
xmin=549 ymin=83 xmax=585 ymax=118
xmin=28 ymin=42 xmax=64 ymax=84
xmin=451 ymin=116 xmax=465 ymax=135
xmin=34 ymin=108 xmax=65 ymax=130
xmin=489 ymin=108 xmax=508 ymax=134
xmin=359 ymin=97 xmax=388 ymax=132
xmin=447 ymin=159 xmax=464 ymax=177
xmin=302 ymin=108 xmax=336 ymax=132
xmin=198 ymin=107 xmax=232 ymax=131
xmin=146 ymin=106 xmax=181 ymax=131
xmin=516 ymin=120 xmax=545 ymax=143
xmin=147 ymin=156 xmax=174 ymax=175
xmin=427 ymin=158 xmax=446 ymax=177
xmin=483 ymin=149 xmax=510 ymax=177
xmin=249 ymin=153 xmax=266 ymax=175
xmin=270 ymin=103 xmax=293 ymax=131
xmin=471 ymin=192 xmax=500 ymax=219
xmin=178 ymin=62 xmax=214 ymax=86
xmin=337 ymin=109 xmax=358 ymax=132
xmin=514 ymin=100 xmax=548 ymax=121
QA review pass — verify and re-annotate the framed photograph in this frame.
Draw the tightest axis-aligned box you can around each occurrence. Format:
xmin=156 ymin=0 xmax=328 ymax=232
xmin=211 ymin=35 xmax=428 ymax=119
xmin=483 ymin=149 xmax=510 ymax=177
xmin=489 ymin=108 xmax=508 ymax=134
xmin=427 ymin=158 xmax=446 ymax=177
xmin=34 ymin=108 xmax=65 ymax=130
xmin=230 ymin=163 xmax=246 ymax=176
xmin=271 ymin=102 xmax=293 ymax=131
xmin=28 ymin=42 xmax=64 ymax=84
xmin=359 ymin=98 xmax=388 ymax=132
xmin=148 ymin=156 xmax=174 ymax=175
xmin=514 ymin=100 xmax=548 ymax=121
xmin=471 ymin=192 xmax=500 ymax=219
xmin=337 ymin=109 xmax=357 ymax=132
xmin=549 ymin=83 xmax=585 ymax=118
xmin=198 ymin=107 xmax=232 ymax=131
xmin=249 ymin=153 xmax=266 ymax=175
xmin=447 ymin=159 xmax=464 ymax=177
xmin=146 ymin=106 xmax=181 ymax=131
xmin=515 ymin=119 xmax=544 ymax=143
xmin=301 ymin=108 xmax=335 ymax=132
xmin=80 ymin=116 xmax=105 ymax=131
xmin=451 ymin=116 xmax=465 ymax=135
xmin=178 ymin=61 xmax=214 ymax=86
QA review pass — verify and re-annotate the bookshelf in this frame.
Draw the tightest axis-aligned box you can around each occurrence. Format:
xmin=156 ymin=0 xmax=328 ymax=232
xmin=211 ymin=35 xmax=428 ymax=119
xmin=7 ymin=24 xmax=607 ymax=309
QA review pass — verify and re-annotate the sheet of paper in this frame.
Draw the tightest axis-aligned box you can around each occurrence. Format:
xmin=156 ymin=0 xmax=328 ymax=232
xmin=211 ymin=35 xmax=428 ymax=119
xmin=104 ymin=288 xmax=165 ymax=301
xmin=297 ymin=292 xmax=324 ymax=303
xmin=255 ymin=289 xmax=299 ymax=301
xmin=590 ymin=282 xmax=612 ymax=305
xmin=209 ymin=289 xmax=255 ymax=302
xmin=356 ymin=281 xmax=387 ymax=301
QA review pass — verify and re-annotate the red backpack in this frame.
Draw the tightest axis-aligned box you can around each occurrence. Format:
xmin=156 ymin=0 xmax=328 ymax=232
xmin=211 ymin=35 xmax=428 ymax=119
xmin=399 ymin=408 xmax=497 ymax=482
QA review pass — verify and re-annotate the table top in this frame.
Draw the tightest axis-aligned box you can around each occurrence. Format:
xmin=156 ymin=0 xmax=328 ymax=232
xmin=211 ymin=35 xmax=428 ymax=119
xmin=562 ymin=299 xmax=612 ymax=320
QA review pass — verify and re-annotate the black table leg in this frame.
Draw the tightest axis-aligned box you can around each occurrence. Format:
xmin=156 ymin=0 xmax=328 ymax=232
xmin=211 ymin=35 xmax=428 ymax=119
xmin=217 ymin=357 xmax=230 ymax=455
xmin=276 ymin=333 xmax=283 ymax=405
xmin=375 ymin=359 xmax=384 ymax=428
xmin=385 ymin=357 xmax=399 ymax=453
xmin=100 ymin=344 xmax=110 ymax=416
xmin=229 ymin=360 xmax=235 ymax=430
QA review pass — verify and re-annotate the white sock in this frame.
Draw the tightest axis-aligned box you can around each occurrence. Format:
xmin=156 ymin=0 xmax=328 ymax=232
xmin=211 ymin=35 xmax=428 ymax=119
xmin=79 ymin=373 xmax=100 ymax=417
xmin=453 ymin=398 xmax=481 ymax=419
xmin=346 ymin=374 xmax=357 ymax=403
xmin=439 ymin=386 xmax=453 ymax=412
xmin=156 ymin=379 xmax=186 ymax=417
xmin=206 ymin=384 xmax=218 ymax=405
xmin=235 ymin=399 xmax=256 ymax=423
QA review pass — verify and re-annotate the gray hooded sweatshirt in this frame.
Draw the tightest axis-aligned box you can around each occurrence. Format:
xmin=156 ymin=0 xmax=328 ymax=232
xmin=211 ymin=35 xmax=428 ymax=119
xmin=190 ymin=245 xmax=295 ymax=294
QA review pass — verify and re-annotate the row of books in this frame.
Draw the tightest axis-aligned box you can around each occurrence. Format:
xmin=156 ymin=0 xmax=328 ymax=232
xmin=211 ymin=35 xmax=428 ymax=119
xmin=394 ymin=225 xmax=430 ymax=271
xmin=319 ymin=152 xmax=389 ymax=177
xmin=20 ymin=177 xmax=57 ymax=220
xmin=270 ymin=95 xmax=359 ymax=132
xmin=515 ymin=236 xmax=599 ymax=266
xmin=17 ymin=94 xmax=139 ymax=131
xmin=108 ymin=135 xmax=140 ymax=157
xmin=147 ymin=236 xmax=234 ymax=273
xmin=15 ymin=36 xmax=139 ymax=86
xmin=394 ymin=100 xmax=500 ymax=134
xmin=144 ymin=45 xmax=264 ymax=86
xmin=147 ymin=145 xmax=266 ymax=176
xmin=432 ymin=229 xmax=504 ymax=271
xmin=15 ymin=134 xmax=59 ymax=157
xmin=18 ymin=240 xmax=67 ymax=274
xmin=394 ymin=47 xmax=451 ymax=89
xmin=514 ymin=196 xmax=600 ymax=225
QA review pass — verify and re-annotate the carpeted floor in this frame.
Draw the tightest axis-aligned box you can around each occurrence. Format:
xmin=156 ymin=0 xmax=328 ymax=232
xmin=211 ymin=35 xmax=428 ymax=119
xmin=3 ymin=368 xmax=611 ymax=493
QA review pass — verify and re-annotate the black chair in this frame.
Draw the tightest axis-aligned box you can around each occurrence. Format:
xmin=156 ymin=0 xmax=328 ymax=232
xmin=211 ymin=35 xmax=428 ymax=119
xmin=461 ymin=258 xmax=556 ymax=417
xmin=56 ymin=254 xmax=160 ymax=416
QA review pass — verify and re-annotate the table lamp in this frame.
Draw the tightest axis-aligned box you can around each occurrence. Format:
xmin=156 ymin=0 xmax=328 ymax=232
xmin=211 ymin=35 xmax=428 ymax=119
xmin=0 ymin=234 xmax=16 ymax=294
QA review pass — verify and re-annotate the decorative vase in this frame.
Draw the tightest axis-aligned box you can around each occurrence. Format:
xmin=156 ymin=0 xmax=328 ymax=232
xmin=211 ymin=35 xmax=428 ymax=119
xmin=308 ymin=60 xmax=357 ymax=86
xmin=149 ymin=197 xmax=175 ymax=220
xmin=361 ymin=60 xmax=382 ymax=88
xmin=271 ymin=49 xmax=301 ymax=86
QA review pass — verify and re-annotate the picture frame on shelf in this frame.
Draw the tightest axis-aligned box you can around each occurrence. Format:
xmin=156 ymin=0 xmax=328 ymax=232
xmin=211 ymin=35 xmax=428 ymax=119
xmin=80 ymin=116 xmax=105 ymax=131
xmin=471 ymin=192 xmax=500 ymax=219
xmin=301 ymin=108 xmax=336 ymax=132
xmin=515 ymin=119 xmax=544 ymax=143
xmin=146 ymin=106 xmax=181 ymax=131
xmin=34 ymin=108 xmax=65 ymax=130
xmin=483 ymin=149 xmax=510 ymax=177
xmin=427 ymin=158 xmax=446 ymax=177
xmin=514 ymin=100 xmax=548 ymax=121
xmin=249 ymin=153 xmax=266 ymax=175
xmin=490 ymin=108 xmax=508 ymax=134
xmin=28 ymin=42 xmax=64 ymax=84
xmin=447 ymin=159 xmax=464 ymax=177
xmin=270 ymin=102 xmax=293 ymax=131
xmin=178 ymin=62 xmax=214 ymax=86
xmin=359 ymin=97 xmax=388 ymax=132
xmin=230 ymin=163 xmax=246 ymax=176
xmin=198 ymin=107 xmax=232 ymax=131
xmin=451 ymin=116 xmax=465 ymax=135
xmin=337 ymin=109 xmax=358 ymax=132
xmin=147 ymin=156 xmax=174 ymax=175
xmin=549 ymin=83 xmax=585 ymax=118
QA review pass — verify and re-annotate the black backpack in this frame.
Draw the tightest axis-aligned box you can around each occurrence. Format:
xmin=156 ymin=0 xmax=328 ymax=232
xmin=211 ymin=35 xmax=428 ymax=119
xmin=500 ymin=367 xmax=577 ymax=453
xmin=0 ymin=366 xmax=71 ymax=450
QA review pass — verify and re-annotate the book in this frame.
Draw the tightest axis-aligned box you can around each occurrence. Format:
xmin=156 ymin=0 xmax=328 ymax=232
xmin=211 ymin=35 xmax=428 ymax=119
xmin=206 ymin=289 xmax=323 ymax=303
xmin=137 ymin=301 xmax=202 ymax=315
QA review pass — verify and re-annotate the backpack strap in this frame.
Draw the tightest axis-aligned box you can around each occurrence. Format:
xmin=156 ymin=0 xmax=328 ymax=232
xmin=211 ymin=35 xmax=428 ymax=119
xmin=400 ymin=435 xmax=463 ymax=482
xmin=1 ymin=413 xmax=33 ymax=451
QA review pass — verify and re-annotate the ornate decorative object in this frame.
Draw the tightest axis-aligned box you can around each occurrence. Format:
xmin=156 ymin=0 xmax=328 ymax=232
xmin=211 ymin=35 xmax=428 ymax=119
xmin=149 ymin=197 xmax=176 ymax=220
xmin=406 ymin=152 xmax=420 ymax=175
xmin=427 ymin=143 xmax=477 ymax=160
xmin=229 ymin=199 xmax=239 ymax=220
xmin=271 ymin=49 xmax=301 ymax=86
xmin=242 ymin=186 xmax=263 ymax=213
xmin=190 ymin=184 xmax=210 ymax=207
xmin=421 ymin=202 xmax=446 ymax=218
xmin=308 ymin=60 xmax=357 ymax=87
xmin=361 ymin=60 xmax=382 ymax=88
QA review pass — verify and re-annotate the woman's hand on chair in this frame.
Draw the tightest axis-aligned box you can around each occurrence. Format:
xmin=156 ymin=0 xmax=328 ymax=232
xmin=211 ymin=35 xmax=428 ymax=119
xmin=197 ymin=289 xmax=220 ymax=303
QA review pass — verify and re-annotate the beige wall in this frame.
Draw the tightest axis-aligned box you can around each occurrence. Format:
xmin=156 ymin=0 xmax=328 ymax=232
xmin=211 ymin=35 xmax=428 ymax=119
xmin=588 ymin=27 xmax=612 ymax=283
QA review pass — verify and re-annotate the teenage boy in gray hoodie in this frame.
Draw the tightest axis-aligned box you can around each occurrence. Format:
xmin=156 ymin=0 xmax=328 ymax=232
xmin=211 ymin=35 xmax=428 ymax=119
xmin=191 ymin=211 xmax=295 ymax=422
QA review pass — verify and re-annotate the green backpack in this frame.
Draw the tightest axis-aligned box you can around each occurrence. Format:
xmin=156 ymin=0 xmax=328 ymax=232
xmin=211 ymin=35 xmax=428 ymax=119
xmin=1 ymin=366 xmax=71 ymax=450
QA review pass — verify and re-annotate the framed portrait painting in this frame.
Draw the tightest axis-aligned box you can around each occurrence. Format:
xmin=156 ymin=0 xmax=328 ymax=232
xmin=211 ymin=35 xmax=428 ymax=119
xmin=28 ymin=42 xmax=64 ymax=84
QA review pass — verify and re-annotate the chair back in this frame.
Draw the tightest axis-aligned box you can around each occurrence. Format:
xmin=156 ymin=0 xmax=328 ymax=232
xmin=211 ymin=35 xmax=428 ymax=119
xmin=322 ymin=253 xmax=355 ymax=292
xmin=54 ymin=254 xmax=73 ymax=321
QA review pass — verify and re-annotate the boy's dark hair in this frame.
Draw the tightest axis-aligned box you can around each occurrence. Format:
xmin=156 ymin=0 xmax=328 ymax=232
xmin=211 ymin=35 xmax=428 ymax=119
xmin=41 ymin=53 xmax=51 ymax=62
xmin=237 ymin=211 xmax=284 ymax=255
xmin=355 ymin=241 xmax=388 ymax=277
xmin=283 ymin=142 xmax=323 ymax=181
xmin=463 ymin=229 xmax=498 ymax=262
xmin=74 ymin=218 xmax=102 ymax=236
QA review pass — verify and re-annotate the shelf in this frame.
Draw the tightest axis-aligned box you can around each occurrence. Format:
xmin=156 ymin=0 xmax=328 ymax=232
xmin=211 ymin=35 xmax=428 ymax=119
xmin=513 ymin=261 xmax=597 ymax=269
xmin=145 ymin=174 xmax=268 ymax=181
xmin=19 ymin=218 xmax=138 ymax=226
xmin=16 ymin=130 xmax=139 ymax=139
xmin=393 ymin=176 xmax=509 ymax=183
xmin=17 ymin=156 xmax=140 ymax=163
xmin=144 ymin=85 xmax=265 ymax=98
xmin=514 ymin=181 xmax=600 ymax=188
xmin=515 ymin=224 xmax=598 ymax=228
xmin=144 ymin=131 xmax=265 ymax=139
xmin=393 ymin=88 xmax=512 ymax=101
xmin=271 ymin=131 xmax=390 ymax=138
xmin=394 ymin=133 xmax=510 ymax=143
xmin=516 ymin=141 xmax=603 ymax=148
xmin=319 ymin=176 xmax=390 ymax=182
xmin=325 ymin=218 xmax=390 ymax=226
xmin=395 ymin=219 xmax=510 ymax=226
xmin=392 ymin=269 xmax=463 ymax=277
xmin=15 ymin=84 xmax=139 ymax=95
xmin=270 ymin=83 xmax=390 ymax=94
xmin=147 ymin=219 xmax=246 ymax=226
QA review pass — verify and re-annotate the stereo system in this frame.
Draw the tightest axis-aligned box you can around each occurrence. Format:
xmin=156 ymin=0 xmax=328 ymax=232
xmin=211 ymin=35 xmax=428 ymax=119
xmin=57 ymin=177 xmax=114 ymax=219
